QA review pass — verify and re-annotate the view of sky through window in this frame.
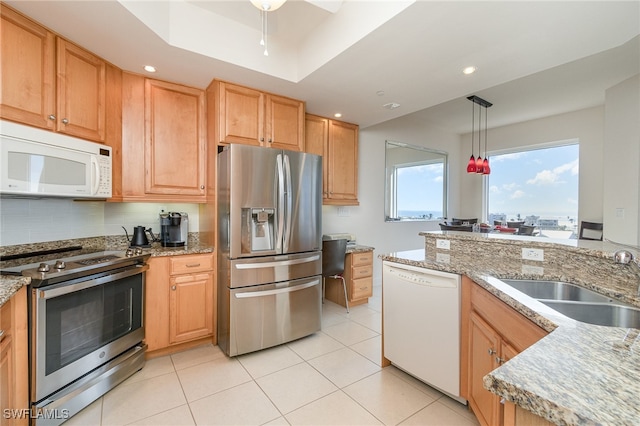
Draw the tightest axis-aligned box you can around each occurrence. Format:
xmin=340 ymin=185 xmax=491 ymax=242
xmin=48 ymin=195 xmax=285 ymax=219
xmin=396 ymin=163 xmax=445 ymax=219
xmin=488 ymin=144 xmax=579 ymax=230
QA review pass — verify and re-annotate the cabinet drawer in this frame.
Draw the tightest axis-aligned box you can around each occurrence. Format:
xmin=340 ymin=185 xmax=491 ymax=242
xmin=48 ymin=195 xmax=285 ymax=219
xmin=351 ymin=251 xmax=373 ymax=267
xmin=351 ymin=277 xmax=372 ymax=300
xmin=169 ymin=254 xmax=213 ymax=275
xmin=352 ymin=264 xmax=372 ymax=279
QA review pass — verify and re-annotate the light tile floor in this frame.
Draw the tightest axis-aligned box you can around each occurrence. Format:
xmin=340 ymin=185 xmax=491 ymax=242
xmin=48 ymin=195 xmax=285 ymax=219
xmin=67 ymin=286 xmax=480 ymax=426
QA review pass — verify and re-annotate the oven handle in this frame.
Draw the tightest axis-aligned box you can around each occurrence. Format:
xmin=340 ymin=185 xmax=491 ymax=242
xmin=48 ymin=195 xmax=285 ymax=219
xmin=234 ymin=279 xmax=319 ymax=298
xmin=39 ymin=264 xmax=149 ymax=299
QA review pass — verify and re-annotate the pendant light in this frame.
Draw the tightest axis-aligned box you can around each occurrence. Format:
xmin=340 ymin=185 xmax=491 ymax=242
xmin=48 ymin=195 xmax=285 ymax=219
xmin=466 ymin=99 xmax=477 ymax=173
xmin=250 ymin=0 xmax=287 ymax=56
xmin=466 ymin=95 xmax=493 ymax=175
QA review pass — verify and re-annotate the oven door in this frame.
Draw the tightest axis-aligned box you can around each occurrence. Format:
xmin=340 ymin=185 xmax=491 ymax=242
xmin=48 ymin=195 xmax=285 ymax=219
xmin=32 ymin=265 xmax=146 ymax=403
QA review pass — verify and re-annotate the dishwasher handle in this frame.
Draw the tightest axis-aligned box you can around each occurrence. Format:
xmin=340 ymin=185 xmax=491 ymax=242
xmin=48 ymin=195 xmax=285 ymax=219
xmin=387 ymin=266 xmax=458 ymax=288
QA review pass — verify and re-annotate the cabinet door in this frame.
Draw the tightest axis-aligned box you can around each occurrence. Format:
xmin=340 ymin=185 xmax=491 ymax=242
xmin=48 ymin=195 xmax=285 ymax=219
xmin=145 ymin=79 xmax=206 ymax=197
xmin=56 ymin=38 xmax=106 ymax=142
xmin=469 ymin=311 xmax=501 ymax=426
xmin=169 ymin=272 xmax=214 ymax=344
xmin=144 ymin=257 xmax=170 ymax=351
xmin=265 ymin=94 xmax=304 ymax=151
xmin=304 ymin=114 xmax=329 ymax=198
xmin=326 ymin=120 xmax=359 ymax=204
xmin=499 ymin=341 xmax=519 ymax=426
xmin=217 ymin=82 xmax=263 ymax=146
xmin=0 ymin=5 xmax=55 ymax=129
xmin=0 ymin=336 xmax=13 ymax=426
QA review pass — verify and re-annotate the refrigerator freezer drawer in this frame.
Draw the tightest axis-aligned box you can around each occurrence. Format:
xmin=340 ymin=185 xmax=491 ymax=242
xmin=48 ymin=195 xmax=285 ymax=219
xmin=228 ymin=252 xmax=321 ymax=288
xmin=220 ymin=276 xmax=322 ymax=356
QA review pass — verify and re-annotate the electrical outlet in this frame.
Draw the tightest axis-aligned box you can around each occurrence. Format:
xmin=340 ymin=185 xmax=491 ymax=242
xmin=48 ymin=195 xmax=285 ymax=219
xmin=337 ymin=207 xmax=350 ymax=217
xmin=522 ymin=248 xmax=544 ymax=261
xmin=436 ymin=239 xmax=450 ymax=250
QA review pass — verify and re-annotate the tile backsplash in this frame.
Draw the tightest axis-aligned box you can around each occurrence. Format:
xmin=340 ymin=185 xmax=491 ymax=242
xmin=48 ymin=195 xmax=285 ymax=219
xmin=0 ymin=198 xmax=200 ymax=246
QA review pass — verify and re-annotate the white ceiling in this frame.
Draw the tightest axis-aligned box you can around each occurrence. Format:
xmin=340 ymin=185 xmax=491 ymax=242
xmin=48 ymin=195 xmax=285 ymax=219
xmin=7 ymin=0 xmax=639 ymax=133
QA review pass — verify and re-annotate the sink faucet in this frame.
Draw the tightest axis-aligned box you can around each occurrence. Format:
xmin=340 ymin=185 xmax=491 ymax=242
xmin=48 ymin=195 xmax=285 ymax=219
xmin=614 ymin=250 xmax=640 ymax=296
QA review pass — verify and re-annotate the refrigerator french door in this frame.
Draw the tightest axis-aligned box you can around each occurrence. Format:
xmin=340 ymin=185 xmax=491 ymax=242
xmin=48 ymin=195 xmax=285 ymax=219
xmin=217 ymin=144 xmax=322 ymax=356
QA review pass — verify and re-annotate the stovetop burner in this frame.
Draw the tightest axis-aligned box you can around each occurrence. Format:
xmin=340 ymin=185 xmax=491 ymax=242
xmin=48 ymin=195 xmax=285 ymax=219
xmin=1 ymin=249 xmax=150 ymax=288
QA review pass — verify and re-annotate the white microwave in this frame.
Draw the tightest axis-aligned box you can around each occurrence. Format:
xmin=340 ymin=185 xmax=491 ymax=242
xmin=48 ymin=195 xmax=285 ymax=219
xmin=0 ymin=121 xmax=112 ymax=199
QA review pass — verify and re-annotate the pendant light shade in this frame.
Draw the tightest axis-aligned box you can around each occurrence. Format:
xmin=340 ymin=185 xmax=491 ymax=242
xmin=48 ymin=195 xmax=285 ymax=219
xmin=466 ymin=95 xmax=493 ymax=175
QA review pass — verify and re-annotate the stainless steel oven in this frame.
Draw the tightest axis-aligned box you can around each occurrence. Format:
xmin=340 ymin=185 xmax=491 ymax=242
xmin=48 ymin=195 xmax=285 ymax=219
xmin=2 ymin=249 xmax=149 ymax=425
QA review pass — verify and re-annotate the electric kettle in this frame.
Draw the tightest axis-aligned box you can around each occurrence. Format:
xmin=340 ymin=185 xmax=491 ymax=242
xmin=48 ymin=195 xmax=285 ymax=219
xmin=123 ymin=226 xmax=151 ymax=247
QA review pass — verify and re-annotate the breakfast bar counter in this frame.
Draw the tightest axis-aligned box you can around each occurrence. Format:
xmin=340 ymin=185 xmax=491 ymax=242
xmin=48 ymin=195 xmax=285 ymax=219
xmin=380 ymin=231 xmax=640 ymax=425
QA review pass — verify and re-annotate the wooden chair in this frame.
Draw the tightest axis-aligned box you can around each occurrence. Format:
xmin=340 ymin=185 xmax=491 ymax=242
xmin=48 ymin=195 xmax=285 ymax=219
xmin=579 ymin=221 xmax=603 ymax=241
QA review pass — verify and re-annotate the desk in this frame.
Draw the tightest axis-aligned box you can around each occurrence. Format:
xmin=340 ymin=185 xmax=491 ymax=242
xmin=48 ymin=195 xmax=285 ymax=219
xmin=324 ymin=245 xmax=374 ymax=308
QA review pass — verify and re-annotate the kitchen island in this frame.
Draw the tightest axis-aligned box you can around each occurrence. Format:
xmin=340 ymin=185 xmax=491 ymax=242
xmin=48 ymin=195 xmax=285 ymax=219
xmin=381 ymin=231 xmax=640 ymax=426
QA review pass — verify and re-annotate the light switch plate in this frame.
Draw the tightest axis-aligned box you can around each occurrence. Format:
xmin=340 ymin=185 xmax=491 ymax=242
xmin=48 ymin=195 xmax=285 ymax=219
xmin=436 ymin=239 xmax=450 ymax=250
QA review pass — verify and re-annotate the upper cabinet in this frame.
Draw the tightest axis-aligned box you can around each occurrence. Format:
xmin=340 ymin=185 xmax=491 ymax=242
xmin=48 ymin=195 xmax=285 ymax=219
xmin=120 ymin=73 xmax=206 ymax=202
xmin=209 ymin=80 xmax=305 ymax=151
xmin=305 ymin=114 xmax=359 ymax=205
xmin=0 ymin=5 xmax=107 ymax=142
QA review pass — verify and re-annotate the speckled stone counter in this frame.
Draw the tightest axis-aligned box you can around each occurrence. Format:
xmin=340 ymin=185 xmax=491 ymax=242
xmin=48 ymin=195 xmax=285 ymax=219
xmin=0 ymin=234 xmax=214 ymax=307
xmin=380 ymin=231 xmax=640 ymax=426
xmin=346 ymin=244 xmax=375 ymax=254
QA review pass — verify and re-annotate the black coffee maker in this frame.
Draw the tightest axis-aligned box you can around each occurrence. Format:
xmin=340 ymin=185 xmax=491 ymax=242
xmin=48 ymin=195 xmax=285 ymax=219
xmin=159 ymin=212 xmax=189 ymax=247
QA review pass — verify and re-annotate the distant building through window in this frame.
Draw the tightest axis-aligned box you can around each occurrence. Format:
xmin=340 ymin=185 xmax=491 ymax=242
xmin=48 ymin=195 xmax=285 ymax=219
xmin=486 ymin=143 xmax=579 ymax=239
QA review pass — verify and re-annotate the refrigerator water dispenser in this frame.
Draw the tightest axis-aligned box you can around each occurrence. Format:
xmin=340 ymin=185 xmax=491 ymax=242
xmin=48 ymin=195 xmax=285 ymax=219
xmin=241 ymin=208 xmax=275 ymax=253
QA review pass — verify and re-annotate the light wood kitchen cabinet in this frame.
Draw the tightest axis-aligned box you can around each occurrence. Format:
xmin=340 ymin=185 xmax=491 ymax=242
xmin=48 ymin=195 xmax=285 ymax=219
xmin=461 ymin=277 xmax=548 ymax=426
xmin=324 ymin=249 xmax=373 ymax=307
xmin=145 ymin=254 xmax=215 ymax=353
xmin=304 ymin=114 xmax=359 ymax=205
xmin=208 ymin=80 xmax=305 ymax=150
xmin=0 ymin=287 xmax=28 ymax=426
xmin=120 ymin=73 xmax=206 ymax=202
xmin=0 ymin=5 xmax=107 ymax=142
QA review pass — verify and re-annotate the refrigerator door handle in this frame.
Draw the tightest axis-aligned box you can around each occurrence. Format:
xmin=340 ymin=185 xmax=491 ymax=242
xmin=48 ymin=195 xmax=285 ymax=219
xmin=276 ymin=153 xmax=285 ymax=252
xmin=283 ymin=154 xmax=293 ymax=252
xmin=234 ymin=279 xmax=320 ymax=298
xmin=234 ymin=254 xmax=321 ymax=270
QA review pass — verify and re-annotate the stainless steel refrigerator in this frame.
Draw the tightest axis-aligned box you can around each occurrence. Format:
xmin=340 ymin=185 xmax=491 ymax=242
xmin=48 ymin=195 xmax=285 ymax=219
xmin=217 ymin=144 xmax=323 ymax=356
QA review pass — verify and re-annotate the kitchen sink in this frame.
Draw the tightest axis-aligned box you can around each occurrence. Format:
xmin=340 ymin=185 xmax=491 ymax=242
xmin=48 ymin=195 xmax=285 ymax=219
xmin=500 ymin=279 xmax=618 ymax=304
xmin=541 ymin=301 xmax=640 ymax=329
xmin=500 ymin=279 xmax=640 ymax=329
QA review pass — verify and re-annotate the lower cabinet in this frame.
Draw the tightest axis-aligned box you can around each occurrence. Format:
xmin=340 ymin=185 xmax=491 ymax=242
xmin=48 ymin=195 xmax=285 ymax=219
xmin=145 ymin=254 xmax=215 ymax=353
xmin=0 ymin=287 xmax=28 ymax=426
xmin=461 ymin=276 xmax=548 ymax=426
xmin=324 ymin=250 xmax=373 ymax=307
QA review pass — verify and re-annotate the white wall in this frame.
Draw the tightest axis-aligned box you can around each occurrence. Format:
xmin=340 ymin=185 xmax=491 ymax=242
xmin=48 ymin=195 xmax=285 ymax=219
xmin=457 ymin=106 xmax=605 ymax=225
xmin=603 ymin=75 xmax=640 ymax=245
xmin=321 ymin=112 xmax=462 ymax=283
xmin=0 ymin=198 xmax=200 ymax=246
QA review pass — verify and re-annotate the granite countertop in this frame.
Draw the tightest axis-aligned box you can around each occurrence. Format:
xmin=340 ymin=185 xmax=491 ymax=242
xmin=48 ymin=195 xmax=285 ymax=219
xmin=0 ymin=236 xmax=215 ymax=308
xmin=380 ymin=238 xmax=640 ymax=425
xmin=346 ymin=244 xmax=375 ymax=254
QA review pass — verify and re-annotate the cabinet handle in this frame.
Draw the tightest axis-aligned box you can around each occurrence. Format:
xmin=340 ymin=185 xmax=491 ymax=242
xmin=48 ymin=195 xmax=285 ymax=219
xmin=62 ymin=118 xmax=69 ymax=124
xmin=487 ymin=348 xmax=496 ymax=355
xmin=496 ymin=356 xmax=506 ymax=364
xmin=200 ymin=185 xmax=205 ymax=189
xmin=186 ymin=263 xmax=201 ymax=268
xmin=268 ymin=138 xmax=272 ymax=143
xmin=48 ymin=114 xmax=56 ymax=121
xmin=260 ymin=137 xmax=265 ymax=142
xmin=500 ymin=398 xmax=506 ymax=405
xmin=171 ymin=285 xmax=176 ymax=291
xmin=0 ymin=330 xmax=5 ymax=343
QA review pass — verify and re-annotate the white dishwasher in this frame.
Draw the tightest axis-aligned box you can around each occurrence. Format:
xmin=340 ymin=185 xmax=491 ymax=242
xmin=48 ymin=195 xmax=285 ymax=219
xmin=382 ymin=260 xmax=464 ymax=402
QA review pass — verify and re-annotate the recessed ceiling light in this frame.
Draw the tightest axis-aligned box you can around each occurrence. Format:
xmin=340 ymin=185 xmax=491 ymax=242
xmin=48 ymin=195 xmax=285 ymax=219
xmin=334 ymin=113 xmax=342 ymax=118
xmin=376 ymin=90 xmax=385 ymax=97
xmin=144 ymin=65 xmax=157 ymax=73
xmin=463 ymin=66 xmax=477 ymax=75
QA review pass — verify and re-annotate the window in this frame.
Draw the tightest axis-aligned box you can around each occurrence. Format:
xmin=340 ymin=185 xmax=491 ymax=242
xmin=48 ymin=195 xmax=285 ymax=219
xmin=385 ymin=141 xmax=447 ymax=221
xmin=486 ymin=143 xmax=579 ymax=238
